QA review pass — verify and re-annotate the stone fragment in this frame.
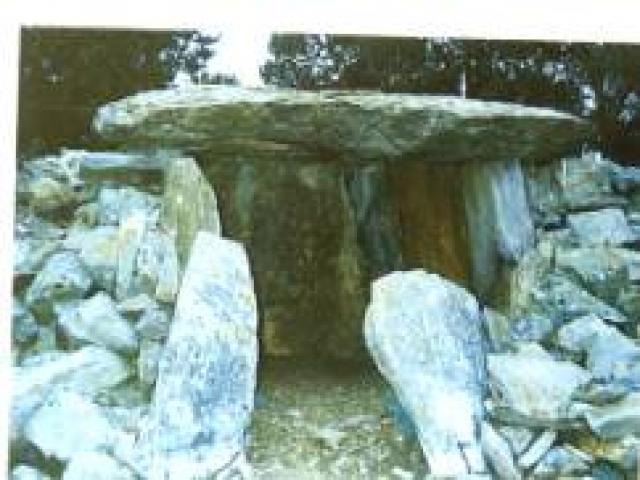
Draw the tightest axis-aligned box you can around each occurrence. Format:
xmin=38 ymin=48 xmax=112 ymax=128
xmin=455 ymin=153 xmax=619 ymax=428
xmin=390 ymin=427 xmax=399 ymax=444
xmin=56 ymin=293 xmax=138 ymax=352
xmin=487 ymin=349 xmax=590 ymax=427
xmin=138 ymin=339 xmax=162 ymax=387
xmin=480 ymin=422 xmax=521 ymax=479
xmin=63 ymin=226 xmax=119 ymax=292
xmin=483 ymin=308 xmax=512 ymax=351
xmin=162 ymin=157 xmax=221 ymax=267
xmin=531 ymin=274 xmax=629 ymax=323
xmin=10 ymin=465 xmax=52 ymax=480
xmin=11 ymin=346 xmax=131 ymax=440
xmin=517 ymin=430 xmax=556 ymax=470
xmin=610 ymin=163 xmax=640 ymax=194
xmin=12 ymin=298 xmax=39 ymax=346
xmin=115 ymin=212 xmax=146 ymax=300
xmin=509 ymin=313 xmax=555 ymax=343
xmin=95 ymin=186 xmax=160 ymax=227
xmin=532 ymin=445 xmax=592 ymax=477
xmin=25 ymin=390 xmax=116 ymax=461
xmin=130 ymin=231 xmax=258 ymax=479
xmin=117 ymin=293 xmax=158 ymax=315
xmin=568 ymin=208 xmax=636 ymax=246
xmin=134 ymin=229 xmax=179 ymax=302
xmin=497 ymin=426 xmax=534 ymax=456
xmin=13 ymin=237 xmax=59 ymax=277
xmin=63 ymin=452 xmax=136 ymax=480
xmin=364 ymin=270 xmax=486 ymax=475
xmin=557 ymin=314 xmax=640 ymax=382
xmin=135 ymin=306 xmax=171 ymax=341
xmin=25 ymin=251 xmax=92 ymax=319
xmin=579 ymin=392 xmax=640 ymax=440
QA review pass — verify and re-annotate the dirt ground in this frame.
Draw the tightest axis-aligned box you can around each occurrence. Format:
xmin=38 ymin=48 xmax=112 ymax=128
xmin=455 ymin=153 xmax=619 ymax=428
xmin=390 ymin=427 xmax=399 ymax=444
xmin=248 ymin=358 xmax=427 ymax=480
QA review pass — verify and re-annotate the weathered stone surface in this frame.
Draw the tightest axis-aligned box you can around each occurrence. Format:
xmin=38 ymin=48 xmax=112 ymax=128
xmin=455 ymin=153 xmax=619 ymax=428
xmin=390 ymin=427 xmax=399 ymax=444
xmin=579 ymin=393 xmax=640 ymax=440
xmin=364 ymin=270 xmax=486 ymax=475
xmin=463 ymin=159 xmax=535 ymax=296
xmin=115 ymin=212 xmax=146 ymax=301
xmin=483 ymin=308 xmax=512 ymax=352
xmin=487 ymin=349 xmax=590 ymax=427
xmin=135 ymin=305 xmax=171 ymax=341
xmin=557 ymin=315 xmax=640 ymax=382
xmin=204 ymin=157 xmax=366 ymax=359
xmin=25 ymin=251 xmax=92 ymax=319
xmin=10 ymin=465 xmax=52 ymax=480
xmin=24 ymin=390 xmax=117 ymax=461
xmin=12 ymin=298 xmax=39 ymax=346
xmin=131 ymin=231 xmax=258 ymax=479
xmin=163 ymin=157 xmax=221 ymax=267
xmin=77 ymin=149 xmax=169 ymax=189
xmin=480 ymin=422 xmax=521 ymax=479
xmin=529 ymin=274 xmax=629 ymax=324
xmin=95 ymin=186 xmax=160 ymax=227
xmin=568 ymin=208 xmax=637 ymax=246
xmin=11 ymin=346 xmax=131 ymax=440
xmin=13 ymin=237 xmax=59 ymax=278
xmin=63 ymin=452 xmax=136 ymax=480
xmin=138 ymin=339 xmax=162 ymax=387
xmin=509 ymin=313 xmax=555 ymax=343
xmin=55 ymin=293 xmax=138 ymax=352
xmin=532 ymin=445 xmax=592 ymax=477
xmin=497 ymin=426 xmax=534 ymax=457
xmin=517 ymin=430 xmax=556 ymax=470
xmin=63 ymin=226 xmax=119 ymax=292
xmin=134 ymin=229 xmax=179 ymax=303
xmin=93 ymin=85 xmax=591 ymax=162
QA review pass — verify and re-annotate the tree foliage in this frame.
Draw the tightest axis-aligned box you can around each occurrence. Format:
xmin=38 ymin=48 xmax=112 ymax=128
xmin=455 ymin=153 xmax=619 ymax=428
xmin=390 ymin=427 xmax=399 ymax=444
xmin=18 ymin=28 xmax=219 ymax=153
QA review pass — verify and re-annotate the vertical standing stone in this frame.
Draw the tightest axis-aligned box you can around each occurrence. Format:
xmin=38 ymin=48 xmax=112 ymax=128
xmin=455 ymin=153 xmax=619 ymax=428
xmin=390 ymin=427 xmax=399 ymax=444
xmin=116 ymin=212 xmax=146 ymax=300
xmin=364 ymin=270 xmax=486 ymax=476
xmin=163 ymin=157 xmax=221 ymax=267
xmin=141 ymin=231 xmax=258 ymax=479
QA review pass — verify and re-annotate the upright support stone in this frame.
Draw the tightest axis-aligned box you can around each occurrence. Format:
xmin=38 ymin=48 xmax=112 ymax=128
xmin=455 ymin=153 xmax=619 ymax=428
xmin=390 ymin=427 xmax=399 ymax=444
xmin=463 ymin=159 xmax=535 ymax=298
xmin=364 ymin=270 xmax=486 ymax=476
xmin=163 ymin=157 xmax=221 ymax=267
xmin=139 ymin=231 xmax=258 ymax=479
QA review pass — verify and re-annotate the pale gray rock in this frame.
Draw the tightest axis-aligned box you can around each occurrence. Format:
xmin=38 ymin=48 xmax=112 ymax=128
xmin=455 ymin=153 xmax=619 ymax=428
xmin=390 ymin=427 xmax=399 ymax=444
xmin=509 ymin=313 xmax=555 ymax=343
xmin=463 ymin=159 xmax=535 ymax=296
xmin=135 ymin=305 xmax=171 ymax=341
xmin=13 ymin=237 xmax=59 ymax=277
xmin=480 ymin=422 xmax=521 ymax=479
xmin=63 ymin=226 xmax=119 ymax=292
xmin=56 ymin=293 xmax=138 ymax=352
xmin=25 ymin=251 xmax=92 ymax=318
xmin=115 ymin=212 xmax=146 ymax=300
xmin=572 ymin=382 xmax=629 ymax=405
xmin=12 ymin=298 xmax=39 ymax=346
xmin=578 ymin=392 xmax=640 ymax=440
xmin=364 ymin=270 xmax=486 ymax=475
xmin=134 ymin=229 xmax=179 ymax=302
xmin=128 ymin=231 xmax=258 ymax=479
xmin=530 ymin=274 xmax=629 ymax=323
xmin=10 ymin=465 xmax=52 ymax=480
xmin=63 ymin=452 xmax=136 ymax=480
xmin=517 ymin=430 xmax=556 ymax=470
xmin=532 ymin=445 xmax=592 ymax=477
xmin=557 ymin=314 xmax=640 ymax=382
xmin=497 ymin=426 xmax=534 ymax=456
xmin=117 ymin=293 xmax=158 ymax=316
xmin=25 ymin=390 xmax=117 ymax=461
xmin=95 ymin=186 xmax=160 ymax=227
xmin=138 ymin=339 xmax=162 ymax=387
xmin=483 ymin=308 xmax=512 ymax=351
xmin=568 ymin=208 xmax=636 ymax=246
xmin=610 ymin=163 xmax=640 ymax=194
xmin=11 ymin=346 xmax=131 ymax=440
xmin=487 ymin=349 xmax=591 ymax=427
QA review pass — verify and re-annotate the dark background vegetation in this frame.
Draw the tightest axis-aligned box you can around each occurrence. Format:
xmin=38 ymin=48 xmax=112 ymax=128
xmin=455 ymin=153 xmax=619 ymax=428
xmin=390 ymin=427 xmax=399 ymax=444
xmin=17 ymin=29 xmax=640 ymax=164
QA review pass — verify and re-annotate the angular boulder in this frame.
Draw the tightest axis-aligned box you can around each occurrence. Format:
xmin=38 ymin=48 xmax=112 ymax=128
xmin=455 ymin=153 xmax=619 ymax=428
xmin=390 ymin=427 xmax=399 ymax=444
xmin=487 ymin=348 xmax=591 ymax=427
xmin=568 ymin=208 xmax=636 ymax=246
xmin=132 ymin=231 xmax=258 ymax=479
xmin=579 ymin=392 xmax=640 ymax=440
xmin=63 ymin=226 xmax=119 ymax=292
xmin=364 ymin=270 xmax=486 ymax=475
xmin=55 ymin=292 xmax=138 ymax=352
xmin=63 ymin=452 xmax=136 ymax=480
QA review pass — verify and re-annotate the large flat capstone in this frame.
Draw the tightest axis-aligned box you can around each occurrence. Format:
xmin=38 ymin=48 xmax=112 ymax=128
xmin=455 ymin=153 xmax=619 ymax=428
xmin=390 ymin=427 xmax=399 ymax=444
xmin=93 ymin=85 xmax=591 ymax=162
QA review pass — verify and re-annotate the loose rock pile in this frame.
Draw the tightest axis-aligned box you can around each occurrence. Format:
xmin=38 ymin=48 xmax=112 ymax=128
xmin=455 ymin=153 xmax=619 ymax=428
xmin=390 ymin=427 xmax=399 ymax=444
xmin=11 ymin=150 xmax=257 ymax=480
xmin=366 ymin=152 xmax=640 ymax=479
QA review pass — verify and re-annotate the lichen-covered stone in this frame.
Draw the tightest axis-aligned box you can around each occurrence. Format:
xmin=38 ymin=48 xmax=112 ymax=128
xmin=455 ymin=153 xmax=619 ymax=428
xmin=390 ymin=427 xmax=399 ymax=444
xmin=115 ymin=212 xmax=146 ymax=301
xmin=56 ymin=293 xmax=138 ymax=353
xmin=162 ymin=157 xmax=221 ymax=267
xmin=130 ymin=231 xmax=258 ymax=479
xmin=93 ymin=85 xmax=591 ymax=162
xmin=364 ymin=270 xmax=486 ymax=475
xmin=25 ymin=251 xmax=92 ymax=319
